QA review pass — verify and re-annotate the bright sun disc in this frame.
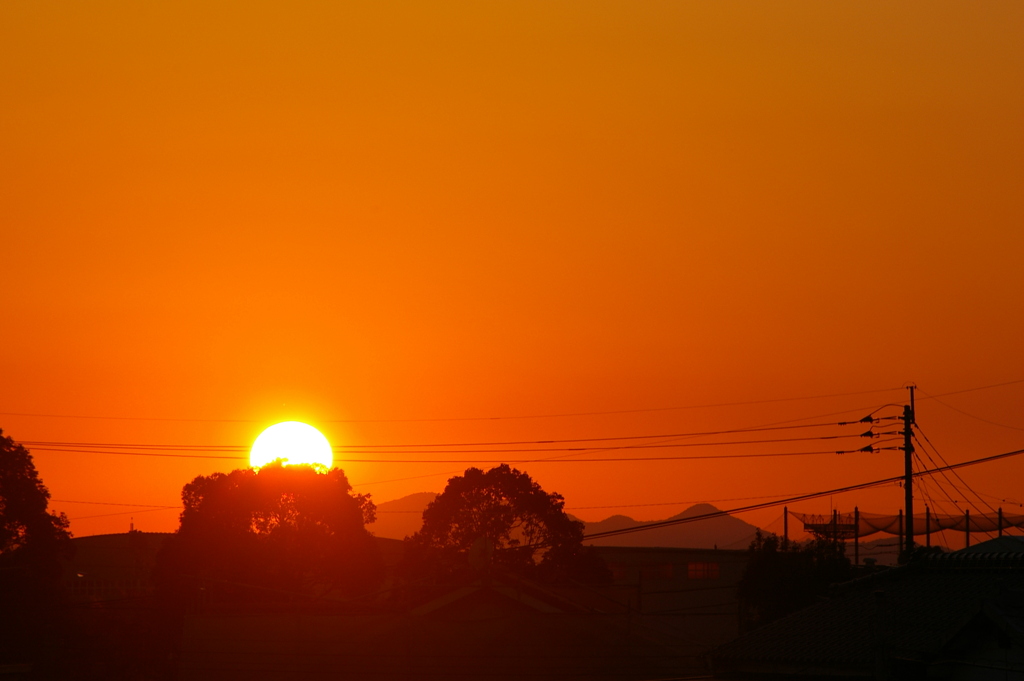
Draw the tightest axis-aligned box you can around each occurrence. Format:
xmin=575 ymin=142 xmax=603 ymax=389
xmin=250 ymin=421 xmax=333 ymax=469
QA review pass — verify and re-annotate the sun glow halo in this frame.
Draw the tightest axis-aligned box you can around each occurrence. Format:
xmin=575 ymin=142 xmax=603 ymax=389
xmin=250 ymin=421 xmax=333 ymax=470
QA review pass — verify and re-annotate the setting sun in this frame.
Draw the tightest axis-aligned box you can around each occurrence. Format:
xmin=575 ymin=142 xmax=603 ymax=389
xmin=249 ymin=422 xmax=333 ymax=469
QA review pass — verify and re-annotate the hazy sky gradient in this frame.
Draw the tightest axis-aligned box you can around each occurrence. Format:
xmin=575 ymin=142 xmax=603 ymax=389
xmin=3 ymin=1 xmax=1023 ymax=540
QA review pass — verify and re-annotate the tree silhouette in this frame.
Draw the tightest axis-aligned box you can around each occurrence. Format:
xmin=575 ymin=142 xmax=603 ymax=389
xmin=0 ymin=429 xmax=70 ymax=557
xmin=406 ymin=464 xmax=606 ymax=582
xmin=159 ymin=462 xmax=381 ymax=603
xmin=0 ymin=430 xmax=72 ymax=671
xmin=738 ymin=530 xmax=852 ymax=630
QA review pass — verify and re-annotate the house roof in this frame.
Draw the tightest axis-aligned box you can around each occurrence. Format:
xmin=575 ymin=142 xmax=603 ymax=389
xmin=958 ymin=534 xmax=1024 ymax=554
xmin=407 ymin=568 xmax=594 ymax=617
xmin=63 ymin=531 xmax=172 ymax=581
xmin=592 ymin=545 xmax=748 ymax=559
xmin=981 ymin=589 xmax=1024 ymax=649
xmin=711 ymin=553 xmax=1024 ymax=671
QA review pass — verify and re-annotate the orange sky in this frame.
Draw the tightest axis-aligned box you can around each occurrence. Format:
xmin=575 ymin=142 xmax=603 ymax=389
xmin=3 ymin=1 xmax=1023 ymax=545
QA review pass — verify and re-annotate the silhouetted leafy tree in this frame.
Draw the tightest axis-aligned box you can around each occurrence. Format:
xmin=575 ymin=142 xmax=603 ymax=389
xmin=738 ymin=530 xmax=852 ymax=630
xmin=159 ymin=462 xmax=381 ymax=604
xmin=0 ymin=429 xmax=70 ymax=557
xmin=405 ymin=464 xmax=607 ymax=583
xmin=907 ymin=543 xmax=945 ymax=561
xmin=0 ymin=429 xmax=72 ymax=671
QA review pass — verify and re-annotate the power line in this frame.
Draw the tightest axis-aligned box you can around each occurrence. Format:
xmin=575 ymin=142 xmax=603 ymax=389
xmin=30 ymin=447 xmax=247 ymax=460
xmin=912 ymin=457 xmax=943 ymax=510
xmin=4 ymin=378 xmax=1021 ymax=424
xmin=915 ymin=428 xmax=988 ymax=512
xmin=23 ymin=432 xmax=880 ymax=457
xmin=912 ymin=453 xmax=963 ymax=523
xmin=914 ymin=426 xmax=998 ymax=516
xmin=18 ymin=418 xmax=898 ymax=452
xmin=921 ymin=480 xmax=952 ymax=550
xmin=52 ymin=499 xmax=177 ymax=509
xmin=0 ymin=386 xmax=909 ymax=423
xmin=332 ymin=419 xmax=890 ymax=448
xmin=0 ymin=411 xmax=254 ymax=423
xmin=323 ymin=387 xmax=908 ymax=422
xmin=912 ymin=452 xmax=995 ymax=544
xmin=565 ymin=492 xmax=813 ymax=511
xmin=911 ymin=441 xmax=965 ymax=513
xmin=973 ymin=489 xmax=1024 ymax=508
xmin=69 ymin=507 xmax=179 ymax=521
xmin=921 ymin=378 xmax=1024 ymax=401
xmin=27 ymin=445 xmax=880 ymax=464
xmin=25 ymin=446 xmax=872 ymax=462
xmin=918 ymin=389 xmax=1024 ymax=432
xmin=54 ymin=445 xmax=1024 ymax=543
xmin=913 ymin=436 xmax=968 ymax=510
xmin=347 ymin=405 xmax=903 ymax=488
xmin=13 ymin=402 xmax=907 ymax=511
xmin=580 ymin=445 xmax=1024 ymax=541
xmin=352 ymin=469 xmax=466 ymax=488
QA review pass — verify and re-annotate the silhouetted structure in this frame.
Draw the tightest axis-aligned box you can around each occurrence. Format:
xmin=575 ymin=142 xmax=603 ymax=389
xmin=737 ymin=531 xmax=853 ymax=631
xmin=62 ymin=530 xmax=171 ymax=602
xmin=711 ymin=551 xmax=1024 ymax=679
xmin=178 ymin=569 xmax=686 ymax=679
xmin=795 ymin=508 xmax=1024 ymax=561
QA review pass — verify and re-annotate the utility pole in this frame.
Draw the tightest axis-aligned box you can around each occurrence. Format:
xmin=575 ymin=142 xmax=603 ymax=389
xmin=902 ymin=386 xmax=916 ymax=557
xmin=854 ymin=507 xmax=860 ymax=566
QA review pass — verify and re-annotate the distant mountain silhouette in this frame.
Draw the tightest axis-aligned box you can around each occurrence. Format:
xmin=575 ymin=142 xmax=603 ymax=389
xmin=370 ymin=495 xmax=761 ymax=549
xmin=577 ymin=503 xmax=761 ymax=549
xmin=370 ymin=492 xmax=438 ymax=540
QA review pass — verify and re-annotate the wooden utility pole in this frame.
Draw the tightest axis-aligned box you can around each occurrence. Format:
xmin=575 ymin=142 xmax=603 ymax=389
xmin=783 ymin=506 xmax=789 ymax=545
xmin=854 ymin=506 xmax=860 ymax=566
xmin=898 ymin=508 xmax=904 ymax=553
xmin=902 ymin=386 xmax=916 ymax=556
xmin=925 ymin=505 xmax=931 ymax=547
